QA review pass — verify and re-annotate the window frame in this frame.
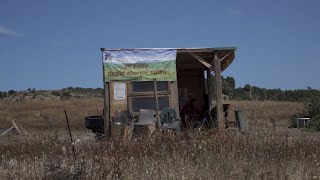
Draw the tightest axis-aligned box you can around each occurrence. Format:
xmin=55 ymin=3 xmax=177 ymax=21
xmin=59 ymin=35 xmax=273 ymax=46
xmin=128 ymin=81 xmax=172 ymax=115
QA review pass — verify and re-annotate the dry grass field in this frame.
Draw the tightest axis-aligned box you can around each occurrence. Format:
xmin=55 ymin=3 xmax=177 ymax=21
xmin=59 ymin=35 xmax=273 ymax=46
xmin=0 ymin=97 xmax=104 ymax=129
xmin=1 ymin=97 xmax=319 ymax=179
xmin=0 ymin=97 xmax=302 ymax=130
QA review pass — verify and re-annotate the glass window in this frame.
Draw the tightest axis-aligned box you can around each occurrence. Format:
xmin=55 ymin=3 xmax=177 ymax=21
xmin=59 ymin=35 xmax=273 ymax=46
xmin=132 ymin=81 xmax=168 ymax=92
xmin=132 ymin=96 xmax=169 ymax=112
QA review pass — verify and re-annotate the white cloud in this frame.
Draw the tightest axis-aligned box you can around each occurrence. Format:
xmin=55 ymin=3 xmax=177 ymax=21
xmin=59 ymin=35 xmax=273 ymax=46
xmin=0 ymin=25 xmax=23 ymax=37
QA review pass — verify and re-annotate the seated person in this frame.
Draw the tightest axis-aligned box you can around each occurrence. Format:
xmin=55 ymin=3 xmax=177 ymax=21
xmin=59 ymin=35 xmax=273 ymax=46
xmin=201 ymin=104 xmax=230 ymax=128
xmin=180 ymin=98 xmax=201 ymax=129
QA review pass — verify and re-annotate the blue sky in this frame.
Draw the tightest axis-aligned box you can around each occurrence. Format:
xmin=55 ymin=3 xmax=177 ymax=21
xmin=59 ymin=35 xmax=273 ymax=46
xmin=0 ymin=0 xmax=319 ymax=91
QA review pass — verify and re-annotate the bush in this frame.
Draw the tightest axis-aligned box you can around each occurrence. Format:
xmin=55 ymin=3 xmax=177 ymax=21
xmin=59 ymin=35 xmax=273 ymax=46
xmin=51 ymin=91 xmax=61 ymax=96
xmin=306 ymin=116 xmax=320 ymax=131
xmin=8 ymin=90 xmax=16 ymax=96
xmin=61 ymin=91 xmax=71 ymax=100
xmin=292 ymin=97 xmax=320 ymax=130
xmin=306 ymin=97 xmax=320 ymax=118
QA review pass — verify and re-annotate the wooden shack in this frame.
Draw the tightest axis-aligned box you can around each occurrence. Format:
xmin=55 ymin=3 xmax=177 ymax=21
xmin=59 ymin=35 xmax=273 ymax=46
xmin=101 ymin=48 xmax=236 ymax=137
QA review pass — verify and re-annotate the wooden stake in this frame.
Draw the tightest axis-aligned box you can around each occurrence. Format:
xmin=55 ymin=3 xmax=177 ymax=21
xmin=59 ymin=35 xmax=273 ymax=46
xmin=104 ymin=82 xmax=111 ymax=137
xmin=0 ymin=126 xmax=14 ymax=136
xmin=12 ymin=121 xmax=22 ymax=135
xmin=64 ymin=110 xmax=77 ymax=160
xmin=153 ymin=78 xmax=162 ymax=132
xmin=214 ymin=53 xmax=224 ymax=133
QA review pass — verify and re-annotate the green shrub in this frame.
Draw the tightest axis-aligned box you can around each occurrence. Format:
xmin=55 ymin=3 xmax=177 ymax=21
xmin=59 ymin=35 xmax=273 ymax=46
xmin=51 ymin=91 xmax=61 ymax=96
xmin=293 ymin=97 xmax=320 ymax=130
xmin=306 ymin=97 xmax=320 ymax=118
xmin=306 ymin=116 xmax=320 ymax=131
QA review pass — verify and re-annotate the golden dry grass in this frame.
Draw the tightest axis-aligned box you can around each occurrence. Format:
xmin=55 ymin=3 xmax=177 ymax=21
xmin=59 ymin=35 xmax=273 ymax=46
xmin=1 ymin=97 xmax=319 ymax=179
xmin=1 ymin=130 xmax=320 ymax=179
xmin=0 ymin=97 xmax=303 ymax=130
xmin=227 ymin=100 xmax=303 ymax=128
xmin=0 ymin=97 xmax=103 ymax=129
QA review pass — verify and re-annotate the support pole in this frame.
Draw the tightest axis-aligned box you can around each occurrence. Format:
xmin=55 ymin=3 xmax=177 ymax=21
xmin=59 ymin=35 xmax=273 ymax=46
xmin=206 ymin=70 xmax=211 ymax=110
xmin=102 ymin=50 xmax=111 ymax=138
xmin=104 ymin=83 xmax=111 ymax=137
xmin=214 ymin=52 xmax=224 ymax=132
xmin=171 ymin=81 xmax=180 ymax=117
xmin=153 ymin=78 xmax=162 ymax=132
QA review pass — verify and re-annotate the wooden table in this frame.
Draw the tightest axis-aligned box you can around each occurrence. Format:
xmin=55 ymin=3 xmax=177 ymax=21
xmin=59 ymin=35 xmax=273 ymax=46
xmin=295 ymin=118 xmax=310 ymax=128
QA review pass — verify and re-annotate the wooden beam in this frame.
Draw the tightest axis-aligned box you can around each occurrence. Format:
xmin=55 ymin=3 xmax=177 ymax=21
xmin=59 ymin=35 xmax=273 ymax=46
xmin=171 ymin=81 xmax=180 ymax=118
xmin=214 ymin=53 xmax=224 ymax=132
xmin=220 ymin=51 xmax=233 ymax=61
xmin=189 ymin=52 xmax=214 ymax=71
xmin=177 ymin=48 xmax=236 ymax=53
xmin=104 ymin=82 xmax=111 ymax=137
xmin=102 ymin=51 xmax=111 ymax=138
xmin=153 ymin=79 xmax=162 ymax=132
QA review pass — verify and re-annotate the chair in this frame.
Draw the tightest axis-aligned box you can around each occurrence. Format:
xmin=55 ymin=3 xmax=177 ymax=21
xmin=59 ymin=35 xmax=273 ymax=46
xmin=132 ymin=109 xmax=156 ymax=139
xmin=235 ymin=109 xmax=248 ymax=131
xmin=160 ymin=108 xmax=181 ymax=133
xmin=135 ymin=109 xmax=155 ymax=126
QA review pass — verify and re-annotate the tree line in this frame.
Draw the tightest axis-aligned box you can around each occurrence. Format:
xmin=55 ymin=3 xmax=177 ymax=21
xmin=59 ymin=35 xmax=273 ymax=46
xmin=1 ymin=79 xmax=319 ymax=102
xmin=213 ymin=76 xmax=320 ymax=102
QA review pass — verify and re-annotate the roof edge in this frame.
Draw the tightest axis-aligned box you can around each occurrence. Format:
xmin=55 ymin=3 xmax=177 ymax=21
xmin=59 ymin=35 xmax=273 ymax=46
xmin=100 ymin=47 xmax=237 ymax=52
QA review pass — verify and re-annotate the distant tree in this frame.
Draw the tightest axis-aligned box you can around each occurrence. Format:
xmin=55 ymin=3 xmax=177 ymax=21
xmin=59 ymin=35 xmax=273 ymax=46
xmin=225 ymin=76 xmax=236 ymax=90
xmin=51 ymin=91 xmax=61 ymax=96
xmin=8 ymin=90 xmax=16 ymax=96
xmin=222 ymin=82 xmax=233 ymax=97
xmin=27 ymin=88 xmax=32 ymax=92
xmin=243 ymin=84 xmax=251 ymax=92
xmin=61 ymin=91 xmax=71 ymax=99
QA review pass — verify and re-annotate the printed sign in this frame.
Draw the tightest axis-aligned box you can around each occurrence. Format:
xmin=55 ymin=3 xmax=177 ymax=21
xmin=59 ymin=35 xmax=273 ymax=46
xmin=103 ymin=49 xmax=177 ymax=82
xmin=113 ymin=83 xmax=126 ymax=100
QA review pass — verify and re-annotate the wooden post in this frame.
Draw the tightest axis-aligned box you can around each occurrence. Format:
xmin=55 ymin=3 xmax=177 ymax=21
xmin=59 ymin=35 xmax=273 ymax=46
xmin=153 ymin=79 xmax=162 ymax=132
xmin=171 ymin=81 xmax=180 ymax=117
xmin=104 ymin=82 xmax=111 ymax=137
xmin=214 ymin=52 xmax=224 ymax=132
xmin=102 ymin=49 xmax=111 ymax=137
xmin=206 ymin=70 xmax=211 ymax=110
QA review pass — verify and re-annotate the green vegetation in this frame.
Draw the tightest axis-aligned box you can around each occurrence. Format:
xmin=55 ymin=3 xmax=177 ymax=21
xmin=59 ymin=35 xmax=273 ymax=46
xmin=306 ymin=116 xmax=320 ymax=131
xmin=7 ymin=90 xmax=16 ymax=96
xmin=0 ymin=91 xmax=7 ymax=98
xmin=290 ymin=97 xmax=320 ymax=130
xmin=62 ymin=87 xmax=103 ymax=95
xmin=209 ymin=75 xmax=320 ymax=102
xmin=1 ymin=76 xmax=319 ymax=102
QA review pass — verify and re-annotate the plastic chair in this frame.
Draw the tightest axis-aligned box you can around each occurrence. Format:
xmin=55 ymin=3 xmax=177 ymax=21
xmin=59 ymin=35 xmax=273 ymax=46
xmin=160 ymin=108 xmax=181 ymax=133
xmin=235 ymin=109 xmax=248 ymax=131
xmin=135 ymin=109 xmax=155 ymax=126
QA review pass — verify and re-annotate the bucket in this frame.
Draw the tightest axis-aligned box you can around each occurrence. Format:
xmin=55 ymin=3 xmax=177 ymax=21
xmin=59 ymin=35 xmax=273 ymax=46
xmin=111 ymin=110 xmax=127 ymax=139
xmin=111 ymin=123 xmax=125 ymax=139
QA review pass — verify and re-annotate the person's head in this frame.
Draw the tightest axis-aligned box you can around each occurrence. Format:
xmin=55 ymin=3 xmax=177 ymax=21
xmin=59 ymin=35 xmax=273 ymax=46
xmin=189 ymin=98 xmax=196 ymax=107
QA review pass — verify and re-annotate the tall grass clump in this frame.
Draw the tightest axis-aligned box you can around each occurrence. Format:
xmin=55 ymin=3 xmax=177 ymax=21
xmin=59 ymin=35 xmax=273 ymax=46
xmin=1 ymin=130 xmax=320 ymax=179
